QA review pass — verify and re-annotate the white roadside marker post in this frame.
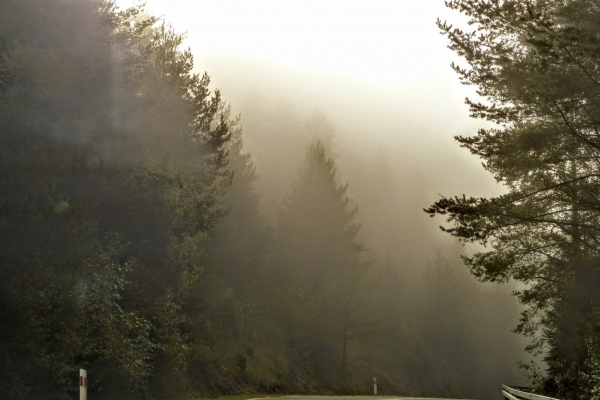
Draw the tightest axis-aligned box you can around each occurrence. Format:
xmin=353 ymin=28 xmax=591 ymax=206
xmin=373 ymin=377 xmax=377 ymax=395
xmin=79 ymin=369 xmax=87 ymax=400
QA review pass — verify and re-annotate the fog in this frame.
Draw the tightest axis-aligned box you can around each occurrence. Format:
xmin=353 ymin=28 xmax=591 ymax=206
xmin=0 ymin=1 xmax=535 ymax=399
xmin=126 ymin=0 xmax=527 ymax=393
xmin=117 ymin=0 xmax=529 ymax=395
xmin=119 ymin=0 xmax=503 ymax=261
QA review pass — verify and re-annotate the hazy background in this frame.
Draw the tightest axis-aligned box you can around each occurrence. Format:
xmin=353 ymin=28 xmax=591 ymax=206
xmin=118 ymin=0 xmax=528 ymax=395
xmin=118 ymin=0 xmax=502 ymax=265
xmin=0 ymin=1 xmax=540 ymax=398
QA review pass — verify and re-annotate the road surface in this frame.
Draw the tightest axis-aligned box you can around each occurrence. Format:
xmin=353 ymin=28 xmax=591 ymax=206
xmin=253 ymin=396 xmax=471 ymax=400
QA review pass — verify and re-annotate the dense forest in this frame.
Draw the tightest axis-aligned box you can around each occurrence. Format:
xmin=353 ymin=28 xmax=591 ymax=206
xmin=7 ymin=0 xmax=598 ymax=399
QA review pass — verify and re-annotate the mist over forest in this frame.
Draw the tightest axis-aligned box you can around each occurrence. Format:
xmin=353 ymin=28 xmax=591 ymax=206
xmin=10 ymin=0 xmax=600 ymax=399
xmin=198 ymin=54 xmax=530 ymax=397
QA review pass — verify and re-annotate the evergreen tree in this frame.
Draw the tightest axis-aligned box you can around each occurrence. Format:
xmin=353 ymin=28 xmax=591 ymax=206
xmin=215 ymin=102 xmax=271 ymax=286
xmin=184 ymin=102 xmax=275 ymax=395
xmin=241 ymin=98 xmax=306 ymax=223
xmin=274 ymin=141 xmax=367 ymax=387
xmin=304 ymin=110 xmax=337 ymax=155
xmin=419 ymin=248 xmax=525 ymax=399
xmin=425 ymin=0 xmax=600 ymax=396
xmin=0 ymin=1 xmax=231 ymax=397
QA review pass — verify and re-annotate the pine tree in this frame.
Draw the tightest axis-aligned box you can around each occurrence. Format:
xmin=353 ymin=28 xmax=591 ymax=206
xmin=183 ymin=101 xmax=277 ymax=394
xmin=241 ymin=98 xmax=307 ymax=223
xmin=304 ymin=110 xmax=337 ymax=155
xmin=275 ymin=141 xmax=367 ymax=385
xmin=0 ymin=1 xmax=232 ymax=397
xmin=425 ymin=0 xmax=600 ymax=396
xmin=215 ymin=102 xmax=271 ymax=286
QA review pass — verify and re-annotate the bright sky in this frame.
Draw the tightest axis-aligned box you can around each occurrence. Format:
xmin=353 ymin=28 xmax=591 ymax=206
xmin=118 ymin=0 xmax=462 ymax=86
xmin=116 ymin=0 xmax=499 ymax=199
xmin=116 ymin=0 xmax=503 ymax=247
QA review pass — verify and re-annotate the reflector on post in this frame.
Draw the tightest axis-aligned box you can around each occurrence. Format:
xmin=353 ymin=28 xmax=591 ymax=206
xmin=79 ymin=369 xmax=87 ymax=400
xmin=373 ymin=377 xmax=377 ymax=395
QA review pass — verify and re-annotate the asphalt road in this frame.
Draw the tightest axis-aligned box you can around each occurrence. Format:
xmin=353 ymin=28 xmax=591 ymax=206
xmin=254 ymin=396 xmax=470 ymax=400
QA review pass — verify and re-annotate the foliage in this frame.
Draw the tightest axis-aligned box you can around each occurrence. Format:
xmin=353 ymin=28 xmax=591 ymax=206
xmin=425 ymin=0 xmax=600 ymax=396
xmin=0 ymin=0 xmax=531 ymax=398
xmin=0 ymin=0 xmax=230 ymax=398
xmin=273 ymin=141 xmax=371 ymax=388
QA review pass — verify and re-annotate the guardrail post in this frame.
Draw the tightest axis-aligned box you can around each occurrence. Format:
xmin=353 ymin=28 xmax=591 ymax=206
xmin=373 ymin=377 xmax=377 ymax=395
xmin=80 ymin=369 xmax=87 ymax=400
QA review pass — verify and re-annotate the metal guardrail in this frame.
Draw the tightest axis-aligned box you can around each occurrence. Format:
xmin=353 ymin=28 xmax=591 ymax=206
xmin=502 ymin=384 xmax=561 ymax=400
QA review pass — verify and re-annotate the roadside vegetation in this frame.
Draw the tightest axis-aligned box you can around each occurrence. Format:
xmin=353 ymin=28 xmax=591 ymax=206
xmin=6 ymin=1 xmax=590 ymax=399
xmin=427 ymin=0 xmax=600 ymax=398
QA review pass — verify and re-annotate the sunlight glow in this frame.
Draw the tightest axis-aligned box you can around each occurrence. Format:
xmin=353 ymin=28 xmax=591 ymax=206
xmin=118 ymin=0 xmax=454 ymax=84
